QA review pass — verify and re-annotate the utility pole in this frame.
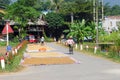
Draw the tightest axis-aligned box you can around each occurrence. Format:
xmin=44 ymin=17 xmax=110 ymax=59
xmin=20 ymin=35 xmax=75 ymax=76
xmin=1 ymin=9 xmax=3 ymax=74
xmin=96 ymin=0 xmax=99 ymax=46
xmin=93 ymin=0 xmax=99 ymax=46
xmin=101 ymin=0 xmax=104 ymax=20
xmin=93 ymin=0 xmax=96 ymax=22
xmin=101 ymin=0 xmax=104 ymax=27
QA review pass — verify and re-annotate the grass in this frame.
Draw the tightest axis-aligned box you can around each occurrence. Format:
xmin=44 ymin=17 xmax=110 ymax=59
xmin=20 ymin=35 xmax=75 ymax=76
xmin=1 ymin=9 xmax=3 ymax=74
xmin=0 ymin=41 xmax=19 ymax=47
xmin=0 ymin=40 xmax=28 ymax=73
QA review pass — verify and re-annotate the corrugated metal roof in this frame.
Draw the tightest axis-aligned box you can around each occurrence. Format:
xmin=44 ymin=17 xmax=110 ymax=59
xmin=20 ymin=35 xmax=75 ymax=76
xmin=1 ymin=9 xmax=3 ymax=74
xmin=36 ymin=19 xmax=47 ymax=25
xmin=106 ymin=16 xmax=120 ymax=19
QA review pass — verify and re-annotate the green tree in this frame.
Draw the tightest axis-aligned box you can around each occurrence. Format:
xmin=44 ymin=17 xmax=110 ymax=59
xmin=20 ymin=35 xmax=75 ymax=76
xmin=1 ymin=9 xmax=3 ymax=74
xmin=104 ymin=3 xmax=120 ymax=16
xmin=0 ymin=0 xmax=11 ymax=8
xmin=45 ymin=12 xmax=64 ymax=29
xmin=64 ymin=19 xmax=91 ymax=50
xmin=87 ymin=21 xmax=96 ymax=42
xmin=59 ymin=0 xmax=93 ymax=23
xmin=111 ymin=5 xmax=120 ymax=15
xmin=17 ymin=0 xmax=37 ymax=7
xmin=50 ymin=0 xmax=64 ymax=12
xmin=59 ymin=1 xmax=76 ymax=23
xmin=45 ymin=12 xmax=64 ymax=40
xmin=99 ymin=31 xmax=120 ymax=55
xmin=87 ymin=21 xmax=106 ymax=43
xmin=64 ymin=19 xmax=91 ymax=44
xmin=5 ymin=0 xmax=40 ymax=38
xmin=104 ymin=3 xmax=112 ymax=16
xmin=34 ymin=0 xmax=51 ymax=11
xmin=0 ymin=0 xmax=11 ymax=24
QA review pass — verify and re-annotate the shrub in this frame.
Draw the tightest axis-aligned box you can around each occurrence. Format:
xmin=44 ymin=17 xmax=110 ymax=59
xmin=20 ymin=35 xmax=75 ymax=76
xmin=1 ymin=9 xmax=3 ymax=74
xmin=0 ymin=40 xmax=28 ymax=72
xmin=45 ymin=37 xmax=54 ymax=42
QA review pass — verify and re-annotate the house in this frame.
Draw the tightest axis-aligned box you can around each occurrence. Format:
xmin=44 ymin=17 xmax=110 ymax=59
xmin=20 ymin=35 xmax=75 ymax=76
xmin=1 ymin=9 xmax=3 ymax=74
xmin=0 ymin=14 xmax=47 ymax=39
xmin=27 ymin=15 xmax=47 ymax=37
xmin=102 ymin=16 xmax=120 ymax=33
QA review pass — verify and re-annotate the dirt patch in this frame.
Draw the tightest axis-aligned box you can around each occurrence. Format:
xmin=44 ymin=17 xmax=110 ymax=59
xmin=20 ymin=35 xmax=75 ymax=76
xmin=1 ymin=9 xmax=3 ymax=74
xmin=23 ymin=43 xmax=76 ymax=65
xmin=26 ymin=44 xmax=53 ymax=51
xmin=27 ymin=52 xmax=68 ymax=57
xmin=22 ymin=57 xmax=75 ymax=65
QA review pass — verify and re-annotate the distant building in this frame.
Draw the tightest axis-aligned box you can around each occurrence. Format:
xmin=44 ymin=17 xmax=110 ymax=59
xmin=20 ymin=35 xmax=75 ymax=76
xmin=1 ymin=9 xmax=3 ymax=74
xmin=0 ymin=14 xmax=47 ymax=37
xmin=102 ymin=16 xmax=120 ymax=33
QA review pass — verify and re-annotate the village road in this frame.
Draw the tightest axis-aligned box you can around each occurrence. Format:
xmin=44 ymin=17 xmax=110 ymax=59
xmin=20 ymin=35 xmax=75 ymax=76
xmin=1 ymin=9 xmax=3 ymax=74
xmin=0 ymin=42 xmax=120 ymax=80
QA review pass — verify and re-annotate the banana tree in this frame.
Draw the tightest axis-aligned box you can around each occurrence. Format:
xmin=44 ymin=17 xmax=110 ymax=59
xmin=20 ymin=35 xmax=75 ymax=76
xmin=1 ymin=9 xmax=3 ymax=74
xmin=87 ymin=21 xmax=96 ymax=42
xmin=64 ymin=19 xmax=91 ymax=50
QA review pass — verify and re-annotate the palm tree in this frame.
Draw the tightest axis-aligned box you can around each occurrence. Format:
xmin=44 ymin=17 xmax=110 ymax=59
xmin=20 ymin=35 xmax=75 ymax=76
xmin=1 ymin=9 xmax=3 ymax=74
xmin=50 ymin=0 xmax=64 ymax=12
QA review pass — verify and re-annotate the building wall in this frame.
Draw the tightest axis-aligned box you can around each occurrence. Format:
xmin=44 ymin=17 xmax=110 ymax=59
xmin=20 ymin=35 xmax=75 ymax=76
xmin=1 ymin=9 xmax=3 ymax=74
xmin=102 ymin=16 xmax=120 ymax=33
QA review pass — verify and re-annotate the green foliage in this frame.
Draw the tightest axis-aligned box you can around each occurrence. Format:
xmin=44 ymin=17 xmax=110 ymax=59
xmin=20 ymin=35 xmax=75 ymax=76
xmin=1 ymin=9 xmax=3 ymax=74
xmin=45 ymin=12 xmax=64 ymax=28
xmin=34 ymin=0 xmax=51 ymax=11
xmin=0 ymin=41 xmax=18 ymax=47
xmin=87 ymin=21 xmax=96 ymax=41
xmin=59 ymin=1 xmax=76 ymax=14
xmin=5 ymin=0 xmax=40 ymax=38
xmin=6 ymin=2 xmax=40 ymax=21
xmin=0 ymin=42 xmax=6 ymax=46
xmin=104 ymin=3 xmax=120 ymax=16
xmin=17 ymin=0 xmax=37 ymax=7
xmin=74 ymin=42 xmax=120 ymax=63
xmin=45 ymin=37 xmax=54 ymax=42
xmin=0 ymin=0 xmax=11 ymax=19
xmin=115 ymin=36 xmax=120 ymax=46
xmin=111 ymin=5 xmax=120 ymax=15
xmin=0 ymin=0 xmax=11 ymax=7
xmin=75 ymin=0 xmax=93 ymax=13
xmin=12 ymin=36 xmax=19 ymax=43
xmin=99 ymin=31 xmax=120 ymax=58
xmin=52 ymin=0 xmax=64 ymax=12
xmin=0 ymin=40 xmax=28 ymax=72
xmin=45 ymin=12 xmax=64 ymax=38
xmin=59 ymin=0 xmax=93 ymax=24
xmin=99 ymin=32 xmax=120 ymax=42
xmin=64 ymin=19 xmax=91 ymax=44
xmin=60 ymin=0 xmax=93 ymax=14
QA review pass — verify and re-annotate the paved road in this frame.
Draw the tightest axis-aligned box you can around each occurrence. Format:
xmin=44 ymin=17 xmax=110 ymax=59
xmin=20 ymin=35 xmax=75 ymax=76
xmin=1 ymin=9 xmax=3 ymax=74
xmin=0 ymin=42 xmax=120 ymax=80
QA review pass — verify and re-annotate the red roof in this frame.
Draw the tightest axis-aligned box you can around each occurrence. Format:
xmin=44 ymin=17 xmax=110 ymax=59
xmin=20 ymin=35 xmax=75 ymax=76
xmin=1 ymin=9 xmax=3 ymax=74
xmin=107 ymin=16 xmax=120 ymax=19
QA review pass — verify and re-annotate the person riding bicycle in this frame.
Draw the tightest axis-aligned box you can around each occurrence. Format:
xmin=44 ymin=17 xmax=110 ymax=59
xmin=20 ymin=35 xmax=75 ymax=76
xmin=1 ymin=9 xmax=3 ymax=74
xmin=66 ymin=36 xmax=75 ymax=54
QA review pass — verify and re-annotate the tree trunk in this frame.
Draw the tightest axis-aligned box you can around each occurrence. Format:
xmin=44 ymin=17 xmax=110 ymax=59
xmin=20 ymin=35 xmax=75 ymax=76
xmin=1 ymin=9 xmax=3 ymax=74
xmin=71 ymin=12 xmax=74 ymax=23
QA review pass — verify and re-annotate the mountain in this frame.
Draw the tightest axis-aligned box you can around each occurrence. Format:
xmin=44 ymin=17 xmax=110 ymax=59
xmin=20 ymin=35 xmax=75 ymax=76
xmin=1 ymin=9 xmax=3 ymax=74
xmin=104 ymin=0 xmax=120 ymax=6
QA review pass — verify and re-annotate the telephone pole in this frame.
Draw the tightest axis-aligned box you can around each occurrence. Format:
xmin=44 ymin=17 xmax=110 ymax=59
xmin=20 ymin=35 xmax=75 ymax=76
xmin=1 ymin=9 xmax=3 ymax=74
xmin=101 ymin=0 xmax=104 ymax=27
xmin=93 ymin=0 xmax=96 ymax=22
xmin=93 ymin=0 xmax=104 ymax=46
xmin=96 ymin=0 xmax=99 ymax=46
xmin=93 ymin=0 xmax=99 ymax=46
